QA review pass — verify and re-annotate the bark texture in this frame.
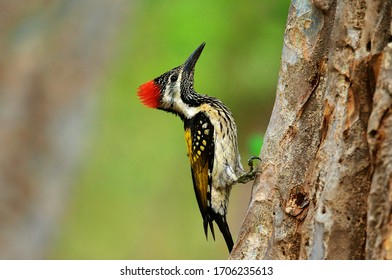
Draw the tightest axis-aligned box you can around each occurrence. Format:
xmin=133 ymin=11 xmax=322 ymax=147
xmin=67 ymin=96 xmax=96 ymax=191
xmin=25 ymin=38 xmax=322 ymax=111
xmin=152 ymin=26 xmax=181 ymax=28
xmin=231 ymin=0 xmax=392 ymax=260
xmin=0 ymin=0 xmax=127 ymax=259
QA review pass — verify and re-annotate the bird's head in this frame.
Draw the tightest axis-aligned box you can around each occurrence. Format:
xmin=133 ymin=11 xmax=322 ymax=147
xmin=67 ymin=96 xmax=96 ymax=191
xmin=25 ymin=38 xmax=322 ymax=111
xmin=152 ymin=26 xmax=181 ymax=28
xmin=137 ymin=42 xmax=206 ymax=117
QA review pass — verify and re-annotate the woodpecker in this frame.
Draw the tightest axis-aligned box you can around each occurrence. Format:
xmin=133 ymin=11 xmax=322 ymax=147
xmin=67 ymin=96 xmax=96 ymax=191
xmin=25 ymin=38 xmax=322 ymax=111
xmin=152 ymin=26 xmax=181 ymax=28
xmin=137 ymin=42 xmax=259 ymax=252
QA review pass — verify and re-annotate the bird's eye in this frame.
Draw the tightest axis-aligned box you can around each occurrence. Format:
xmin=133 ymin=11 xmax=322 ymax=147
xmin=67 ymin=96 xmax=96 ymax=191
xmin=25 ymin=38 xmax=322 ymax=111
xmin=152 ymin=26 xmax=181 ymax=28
xmin=170 ymin=74 xmax=178 ymax=82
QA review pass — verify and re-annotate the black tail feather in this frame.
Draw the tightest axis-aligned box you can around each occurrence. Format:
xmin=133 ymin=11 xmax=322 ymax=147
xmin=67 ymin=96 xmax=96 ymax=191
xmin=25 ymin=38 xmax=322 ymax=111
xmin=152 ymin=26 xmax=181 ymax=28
xmin=203 ymin=213 xmax=234 ymax=252
xmin=213 ymin=214 xmax=234 ymax=252
xmin=203 ymin=217 xmax=216 ymax=241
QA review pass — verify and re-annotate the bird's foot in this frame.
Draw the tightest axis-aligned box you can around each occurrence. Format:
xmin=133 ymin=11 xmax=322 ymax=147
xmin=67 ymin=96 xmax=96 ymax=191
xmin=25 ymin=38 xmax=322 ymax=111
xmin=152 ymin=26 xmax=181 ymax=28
xmin=236 ymin=156 xmax=262 ymax=184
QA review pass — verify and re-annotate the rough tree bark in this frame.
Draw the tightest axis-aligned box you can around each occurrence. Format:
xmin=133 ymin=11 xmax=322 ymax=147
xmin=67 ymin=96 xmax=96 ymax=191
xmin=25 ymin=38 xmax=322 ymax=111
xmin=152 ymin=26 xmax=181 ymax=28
xmin=231 ymin=0 xmax=392 ymax=259
xmin=0 ymin=0 xmax=127 ymax=259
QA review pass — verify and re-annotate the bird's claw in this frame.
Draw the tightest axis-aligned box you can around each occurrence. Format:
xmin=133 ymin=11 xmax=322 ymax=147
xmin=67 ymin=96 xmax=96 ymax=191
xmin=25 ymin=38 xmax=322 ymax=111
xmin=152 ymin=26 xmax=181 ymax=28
xmin=236 ymin=156 xmax=261 ymax=184
xmin=247 ymin=156 xmax=261 ymax=173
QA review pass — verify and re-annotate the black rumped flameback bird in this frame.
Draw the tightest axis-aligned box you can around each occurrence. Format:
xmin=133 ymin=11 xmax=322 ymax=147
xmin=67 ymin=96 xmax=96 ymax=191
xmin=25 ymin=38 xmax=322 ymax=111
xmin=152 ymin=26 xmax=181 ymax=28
xmin=137 ymin=42 xmax=259 ymax=252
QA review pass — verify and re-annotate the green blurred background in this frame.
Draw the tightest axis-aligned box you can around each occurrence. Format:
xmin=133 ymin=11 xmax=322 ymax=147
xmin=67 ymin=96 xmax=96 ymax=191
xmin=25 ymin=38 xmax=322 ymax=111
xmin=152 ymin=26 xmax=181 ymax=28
xmin=48 ymin=0 xmax=290 ymax=259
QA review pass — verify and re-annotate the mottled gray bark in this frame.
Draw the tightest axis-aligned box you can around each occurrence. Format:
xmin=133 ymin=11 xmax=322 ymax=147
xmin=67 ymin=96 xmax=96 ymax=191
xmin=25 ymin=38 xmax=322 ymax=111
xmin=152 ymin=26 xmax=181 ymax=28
xmin=366 ymin=42 xmax=392 ymax=260
xmin=0 ymin=0 xmax=128 ymax=259
xmin=231 ymin=0 xmax=392 ymax=260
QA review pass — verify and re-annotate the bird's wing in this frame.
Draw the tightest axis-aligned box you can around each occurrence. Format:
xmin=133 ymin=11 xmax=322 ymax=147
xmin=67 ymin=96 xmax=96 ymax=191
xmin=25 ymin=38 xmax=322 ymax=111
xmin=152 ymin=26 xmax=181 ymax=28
xmin=184 ymin=111 xmax=215 ymax=239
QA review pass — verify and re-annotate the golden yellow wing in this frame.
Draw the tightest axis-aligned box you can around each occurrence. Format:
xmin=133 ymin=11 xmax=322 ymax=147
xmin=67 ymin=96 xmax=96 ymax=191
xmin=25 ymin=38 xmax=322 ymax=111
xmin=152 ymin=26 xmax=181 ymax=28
xmin=184 ymin=112 xmax=215 ymax=238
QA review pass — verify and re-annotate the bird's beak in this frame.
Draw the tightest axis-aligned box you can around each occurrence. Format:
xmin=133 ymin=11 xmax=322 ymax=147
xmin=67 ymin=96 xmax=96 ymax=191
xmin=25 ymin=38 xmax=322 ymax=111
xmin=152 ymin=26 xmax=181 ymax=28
xmin=183 ymin=42 xmax=206 ymax=75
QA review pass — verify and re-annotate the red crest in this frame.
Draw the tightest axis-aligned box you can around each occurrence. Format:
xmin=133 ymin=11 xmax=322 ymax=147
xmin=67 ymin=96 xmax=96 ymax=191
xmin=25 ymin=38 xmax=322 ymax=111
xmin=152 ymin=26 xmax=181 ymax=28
xmin=137 ymin=80 xmax=160 ymax=108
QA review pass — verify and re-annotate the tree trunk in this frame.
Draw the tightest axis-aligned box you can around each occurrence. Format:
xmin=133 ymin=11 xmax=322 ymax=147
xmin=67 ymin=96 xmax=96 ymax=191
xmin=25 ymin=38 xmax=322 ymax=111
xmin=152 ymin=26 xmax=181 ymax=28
xmin=231 ymin=0 xmax=392 ymax=260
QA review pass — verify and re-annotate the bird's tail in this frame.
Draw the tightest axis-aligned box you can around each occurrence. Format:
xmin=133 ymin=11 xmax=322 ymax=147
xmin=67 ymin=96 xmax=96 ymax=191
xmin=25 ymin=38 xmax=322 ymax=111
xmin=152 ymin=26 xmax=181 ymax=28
xmin=213 ymin=214 xmax=234 ymax=252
